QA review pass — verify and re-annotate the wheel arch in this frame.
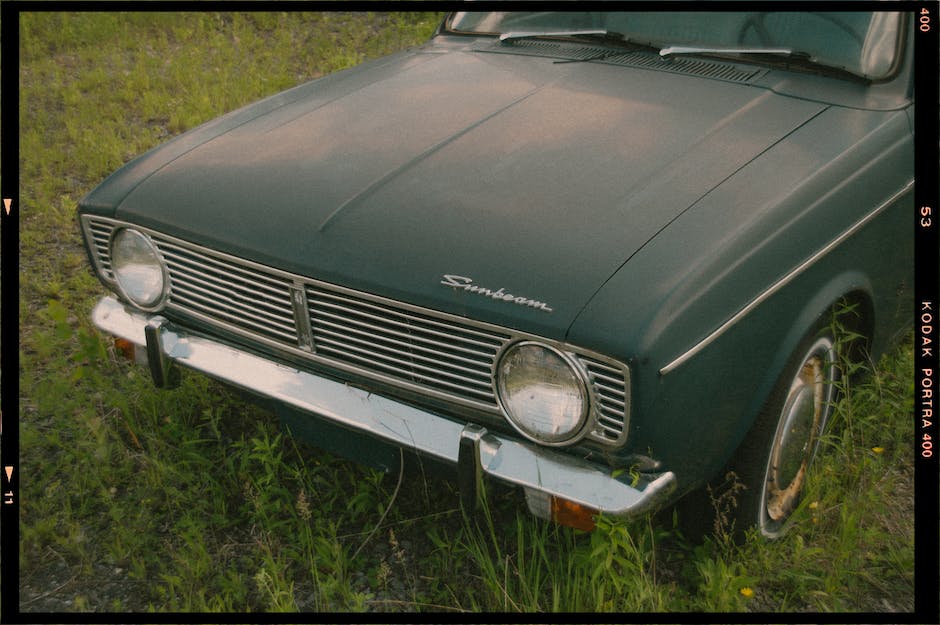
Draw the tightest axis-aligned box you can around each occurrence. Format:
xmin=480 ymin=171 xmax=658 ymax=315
xmin=760 ymin=271 xmax=874 ymax=401
xmin=718 ymin=271 xmax=876 ymax=478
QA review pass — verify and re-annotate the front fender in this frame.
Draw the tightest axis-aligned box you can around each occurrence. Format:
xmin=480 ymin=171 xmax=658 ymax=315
xmin=566 ymin=108 xmax=912 ymax=492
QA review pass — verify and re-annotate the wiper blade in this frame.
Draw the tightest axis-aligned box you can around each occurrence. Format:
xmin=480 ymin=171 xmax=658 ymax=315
xmin=659 ymin=45 xmax=869 ymax=82
xmin=659 ymin=45 xmax=809 ymax=59
xmin=499 ymin=29 xmax=661 ymax=60
xmin=499 ymin=29 xmax=623 ymax=44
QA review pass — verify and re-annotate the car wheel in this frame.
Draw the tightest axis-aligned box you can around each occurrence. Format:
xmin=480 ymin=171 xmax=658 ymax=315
xmin=674 ymin=323 xmax=840 ymax=542
xmin=735 ymin=325 xmax=840 ymax=539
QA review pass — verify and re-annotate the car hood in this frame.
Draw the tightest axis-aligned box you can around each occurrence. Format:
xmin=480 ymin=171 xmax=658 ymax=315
xmin=102 ymin=42 xmax=826 ymax=339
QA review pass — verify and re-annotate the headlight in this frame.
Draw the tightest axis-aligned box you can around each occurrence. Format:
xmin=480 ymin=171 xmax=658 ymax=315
xmin=110 ymin=228 xmax=167 ymax=310
xmin=496 ymin=341 xmax=589 ymax=445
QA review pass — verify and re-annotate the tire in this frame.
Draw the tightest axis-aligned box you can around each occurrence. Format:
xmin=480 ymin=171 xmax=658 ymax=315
xmin=733 ymin=325 xmax=840 ymax=539
xmin=676 ymin=322 xmax=840 ymax=542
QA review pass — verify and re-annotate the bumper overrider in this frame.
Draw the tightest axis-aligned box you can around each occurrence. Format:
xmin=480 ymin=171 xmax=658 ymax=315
xmin=92 ymin=295 xmax=676 ymax=528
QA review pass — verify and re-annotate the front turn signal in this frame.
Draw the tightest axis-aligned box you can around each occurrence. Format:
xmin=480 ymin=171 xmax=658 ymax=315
xmin=551 ymin=497 xmax=598 ymax=531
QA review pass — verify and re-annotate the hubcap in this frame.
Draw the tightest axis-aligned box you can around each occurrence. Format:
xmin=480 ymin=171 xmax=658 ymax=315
xmin=761 ymin=337 xmax=836 ymax=534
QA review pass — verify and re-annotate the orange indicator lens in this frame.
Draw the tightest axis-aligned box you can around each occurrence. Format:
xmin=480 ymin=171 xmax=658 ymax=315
xmin=114 ymin=338 xmax=137 ymax=361
xmin=551 ymin=497 xmax=598 ymax=531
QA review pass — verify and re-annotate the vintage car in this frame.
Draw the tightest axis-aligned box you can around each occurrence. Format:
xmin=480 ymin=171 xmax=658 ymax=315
xmin=79 ymin=11 xmax=914 ymax=538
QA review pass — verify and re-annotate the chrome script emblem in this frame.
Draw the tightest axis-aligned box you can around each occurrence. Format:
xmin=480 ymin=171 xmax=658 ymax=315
xmin=440 ymin=274 xmax=553 ymax=312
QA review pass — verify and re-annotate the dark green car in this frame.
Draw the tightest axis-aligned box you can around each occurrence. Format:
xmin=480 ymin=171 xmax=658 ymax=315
xmin=79 ymin=11 xmax=914 ymax=537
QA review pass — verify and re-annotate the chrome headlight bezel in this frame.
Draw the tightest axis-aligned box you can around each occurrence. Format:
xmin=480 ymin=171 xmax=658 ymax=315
xmin=109 ymin=227 xmax=169 ymax=312
xmin=495 ymin=340 xmax=592 ymax=446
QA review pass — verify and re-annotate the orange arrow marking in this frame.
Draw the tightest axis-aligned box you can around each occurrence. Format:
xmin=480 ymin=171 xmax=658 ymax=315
xmin=3 ymin=199 xmax=10 ymax=215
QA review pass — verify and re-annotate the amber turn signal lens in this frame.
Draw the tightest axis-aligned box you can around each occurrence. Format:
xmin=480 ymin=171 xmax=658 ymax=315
xmin=114 ymin=338 xmax=137 ymax=361
xmin=551 ymin=496 xmax=598 ymax=531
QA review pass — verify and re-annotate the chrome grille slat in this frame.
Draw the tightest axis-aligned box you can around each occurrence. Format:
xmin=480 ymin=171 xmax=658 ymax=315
xmin=584 ymin=360 xmax=623 ymax=375
xmin=148 ymin=234 xmax=299 ymax=344
xmin=581 ymin=357 xmax=629 ymax=442
xmin=596 ymin=424 xmax=623 ymax=438
xmin=313 ymin=333 xmax=495 ymax=391
xmin=171 ymin=283 xmax=298 ymax=339
xmin=312 ymin=288 xmax=508 ymax=344
xmin=598 ymin=417 xmax=623 ymax=429
xmin=597 ymin=418 xmax=622 ymax=431
xmin=80 ymin=215 xmax=630 ymax=447
xmin=599 ymin=407 xmax=625 ymax=421
xmin=594 ymin=382 xmax=626 ymax=400
xmin=87 ymin=222 xmax=115 ymax=278
xmin=590 ymin=369 xmax=626 ymax=387
xmin=314 ymin=340 xmax=498 ymax=400
xmin=599 ymin=397 xmax=626 ymax=412
xmin=308 ymin=285 xmax=502 ymax=405
xmin=311 ymin=289 xmax=507 ymax=351
xmin=158 ymin=241 xmax=290 ymax=300
xmin=165 ymin=264 xmax=293 ymax=319
xmin=312 ymin=305 xmax=499 ymax=362
xmin=162 ymin=255 xmax=292 ymax=308
xmin=313 ymin=320 xmax=495 ymax=377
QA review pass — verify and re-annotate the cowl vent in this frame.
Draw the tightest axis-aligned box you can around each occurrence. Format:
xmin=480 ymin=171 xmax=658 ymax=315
xmin=476 ymin=40 xmax=766 ymax=84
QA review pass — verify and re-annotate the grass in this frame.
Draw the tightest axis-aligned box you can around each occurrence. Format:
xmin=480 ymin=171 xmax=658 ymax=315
xmin=15 ymin=10 xmax=916 ymax=614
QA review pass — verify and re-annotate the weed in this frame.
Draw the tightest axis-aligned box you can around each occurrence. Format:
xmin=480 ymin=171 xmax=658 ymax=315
xmin=705 ymin=470 xmax=748 ymax=544
xmin=690 ymin=539 xmax=758 ymax=612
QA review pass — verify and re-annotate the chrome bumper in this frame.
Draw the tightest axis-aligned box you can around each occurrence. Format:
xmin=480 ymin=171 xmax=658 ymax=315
xmin=92 ymin=295 xmax=676 ymax=520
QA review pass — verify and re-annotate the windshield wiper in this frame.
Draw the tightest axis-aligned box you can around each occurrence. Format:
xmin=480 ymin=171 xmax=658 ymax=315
xmin=499 ymin=29 xmax=661 ymax=60
xmin=499 ymin=30 xmax=622 ymax=44
xmin=659 ymin=45 xmax=809 ymax=59
xmin=658 ymin=45 xmax=869 ymax=82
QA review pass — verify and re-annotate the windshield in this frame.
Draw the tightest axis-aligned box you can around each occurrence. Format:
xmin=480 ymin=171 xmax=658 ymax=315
xmin=447 ymin=12 xmax=904 ymax=79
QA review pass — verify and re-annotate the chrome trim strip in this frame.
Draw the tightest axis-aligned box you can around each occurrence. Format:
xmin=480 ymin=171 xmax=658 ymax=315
xmin=92 ymin=295 xmax=674 ymax=517
xmin=660 ymin=179 xmax=914 ymax=375
xmin=290 ymin=284 xmax=315 ymax=352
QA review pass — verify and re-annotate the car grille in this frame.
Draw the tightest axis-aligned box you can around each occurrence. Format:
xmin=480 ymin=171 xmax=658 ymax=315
xmin=307 ymin=286 xmax=506 ymax=405
xmin=82 ymin=216 xmax=629 ymax=445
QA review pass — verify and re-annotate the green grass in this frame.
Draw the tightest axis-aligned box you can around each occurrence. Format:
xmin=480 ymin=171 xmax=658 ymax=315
xmin=17 ymin=11 xmax=915 ymax=613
